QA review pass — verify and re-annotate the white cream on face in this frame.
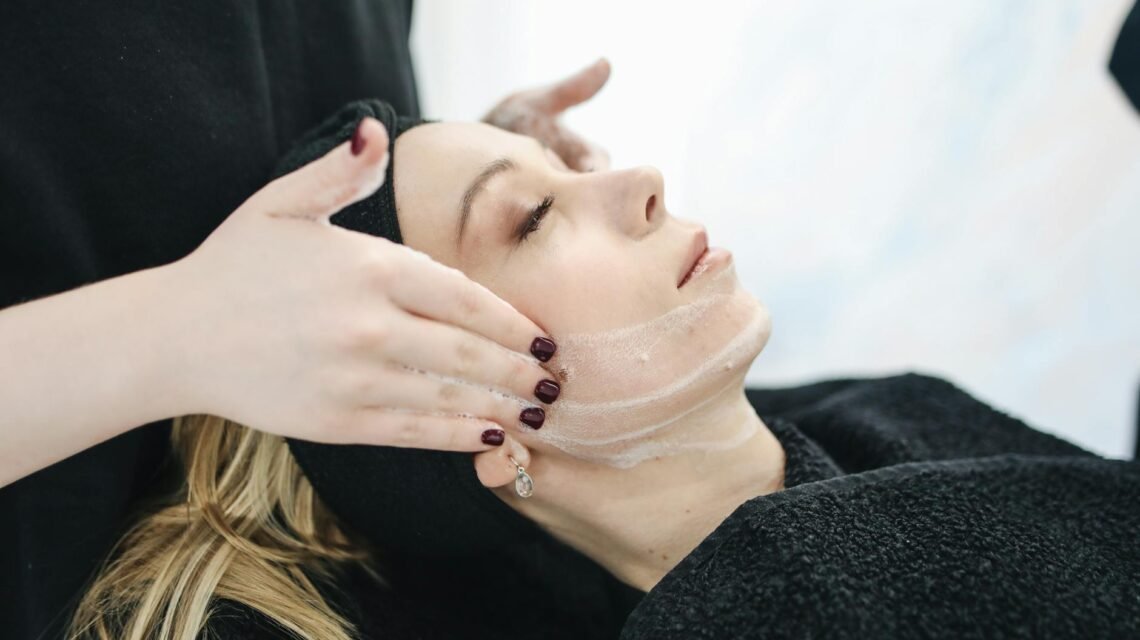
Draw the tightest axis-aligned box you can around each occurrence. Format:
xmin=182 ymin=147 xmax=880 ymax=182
xmin=393 ymin=255 xmax=769 ymax=468
xmin=534 ymin=266 xmax=771 ymax=468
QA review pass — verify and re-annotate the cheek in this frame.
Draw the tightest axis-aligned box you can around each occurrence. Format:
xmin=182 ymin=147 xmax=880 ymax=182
xmin=487 ymin=232 xmax=661 ymax=338
xmin=500 ymin=258 xmax=586 ymax=335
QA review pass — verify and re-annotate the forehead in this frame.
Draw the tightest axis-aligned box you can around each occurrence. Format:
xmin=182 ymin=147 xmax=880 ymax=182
xmin=392 ymin=122 xmax=535 ymax=262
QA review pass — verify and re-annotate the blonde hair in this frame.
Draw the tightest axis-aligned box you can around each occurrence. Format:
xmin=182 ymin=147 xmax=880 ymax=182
xmin=69 ymin=415 xmax=372 ymax=640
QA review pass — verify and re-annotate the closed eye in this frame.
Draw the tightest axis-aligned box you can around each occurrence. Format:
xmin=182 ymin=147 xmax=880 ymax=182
xmin=516 ymin=194 xmax=554 ymax=242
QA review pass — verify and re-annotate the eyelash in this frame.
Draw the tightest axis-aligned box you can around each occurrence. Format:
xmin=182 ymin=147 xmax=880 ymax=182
xmin=519 ymin=194 xmax=555 ymax=242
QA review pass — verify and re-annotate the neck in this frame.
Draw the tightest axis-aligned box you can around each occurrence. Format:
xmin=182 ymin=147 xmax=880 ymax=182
xmin=516 ymin=381 xmax=785 ymax=592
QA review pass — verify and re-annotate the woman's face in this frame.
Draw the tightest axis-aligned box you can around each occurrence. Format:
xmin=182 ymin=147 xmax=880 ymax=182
xmin=396 ymin=121 xmax=706 ymax=333
xmin=393 ymin=122 xmax=771 ymax=466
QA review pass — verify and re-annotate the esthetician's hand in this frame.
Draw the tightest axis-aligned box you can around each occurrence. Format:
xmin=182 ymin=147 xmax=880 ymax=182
xmin=165 ymin=118 xmax=559 ymax=452
xmin=483 ymin=57 xmax=612 ymax=172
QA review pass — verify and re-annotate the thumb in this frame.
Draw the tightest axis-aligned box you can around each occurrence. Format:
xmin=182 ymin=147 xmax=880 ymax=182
xmin=536 ymin=57 xmax=612 ymax=115
xmin=245 ymin=117 xmax=391 ymax=222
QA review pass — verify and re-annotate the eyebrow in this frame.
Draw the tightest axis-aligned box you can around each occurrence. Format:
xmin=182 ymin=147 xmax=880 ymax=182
xmin=456 ymin=157 xmax=517 ymax=247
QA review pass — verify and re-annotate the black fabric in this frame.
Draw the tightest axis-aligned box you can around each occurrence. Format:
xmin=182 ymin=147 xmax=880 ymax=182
xmin=0 ymin=3 xmax=418 ymax=639
xmin=175 ymin=371 xmax=1137 ymax=639
xmin=622 ymin=373 xmax=1140 ymax=639
xmin=1134 ymin=379 xmax=1139 ymax=460
xmin=197 ymin=371 xmax=1131 ymax=639
xmin=203 ymin=565 xmax=501 ymax=640
xmin=272 ymin=99 xmax=643 ymax=640
xmin=1110 ymin=0 xmax=1140 ymax=113
xmin=271 ymin=100 xmax=545 ymax=560
xmin=271 ymin=99 xmax=427 ymax=244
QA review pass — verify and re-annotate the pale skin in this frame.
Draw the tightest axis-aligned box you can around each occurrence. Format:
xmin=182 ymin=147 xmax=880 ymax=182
xmin=390 ymin=120 xmax=785 ymax=592
xmin=0 ymin=59 xmax=612 ymax=489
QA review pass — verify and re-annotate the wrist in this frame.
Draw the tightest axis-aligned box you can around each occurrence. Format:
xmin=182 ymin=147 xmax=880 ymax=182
xmin=117 ymin=259 xmax=209 ymax=422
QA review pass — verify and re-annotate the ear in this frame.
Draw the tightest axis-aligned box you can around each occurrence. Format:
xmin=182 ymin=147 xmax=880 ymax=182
xmin=474 ymin=435 xmax=532 ymax=488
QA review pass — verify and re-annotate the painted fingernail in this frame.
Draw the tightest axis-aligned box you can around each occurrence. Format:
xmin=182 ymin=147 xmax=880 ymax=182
xmin=520 ymin=407 xmax=545 ymax=429
xmin=534 ymin=379 xmax=561 ymax=404
xmin=530 ymin=337 xmax=556 ymax=362
xmin=351 ymin=120 xmax=367 ymax=156
xmin=481 ymin=428 xmax=505 ymax=446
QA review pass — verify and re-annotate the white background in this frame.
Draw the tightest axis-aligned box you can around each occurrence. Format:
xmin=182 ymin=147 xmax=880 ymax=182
xmin=411 ymin=0 xmax=1140 ymax=458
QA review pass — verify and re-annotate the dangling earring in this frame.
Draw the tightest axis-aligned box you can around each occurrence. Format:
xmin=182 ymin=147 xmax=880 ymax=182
xmin=509 ymin=456 xmax=534 ymax=498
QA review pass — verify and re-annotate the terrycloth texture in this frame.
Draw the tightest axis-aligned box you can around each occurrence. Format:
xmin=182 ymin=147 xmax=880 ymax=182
xmin=622 ymin=373 xmax=1140 ymax=639
xmin=197 ymin=371 xmax=1137 ymax=638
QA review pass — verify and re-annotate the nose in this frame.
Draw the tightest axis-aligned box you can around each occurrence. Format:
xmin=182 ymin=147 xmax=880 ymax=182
xmin=607 ymin=165 xmax=666 ymax=236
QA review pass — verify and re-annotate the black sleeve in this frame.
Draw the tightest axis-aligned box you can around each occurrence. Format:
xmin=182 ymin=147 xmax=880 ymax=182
xmin=0 ymin=2 xmax=419 ymax=638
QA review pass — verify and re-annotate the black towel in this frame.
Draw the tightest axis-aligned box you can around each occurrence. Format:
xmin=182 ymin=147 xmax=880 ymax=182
xmin=622 ymin=373 xmax=1140 ymax=639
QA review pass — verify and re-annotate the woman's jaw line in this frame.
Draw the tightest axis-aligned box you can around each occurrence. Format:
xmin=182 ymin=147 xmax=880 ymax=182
xmin=503 ymin=380 xmax=783 ymax=592
xmin=527 ymin=266 xmax=769 ymax=468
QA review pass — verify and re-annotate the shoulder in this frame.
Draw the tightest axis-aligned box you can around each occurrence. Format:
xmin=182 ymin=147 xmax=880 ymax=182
xmin=748 ymin=370 xmax=1093 ymax=467
xmin=626 ymin=455 xmax=1140 ymax=639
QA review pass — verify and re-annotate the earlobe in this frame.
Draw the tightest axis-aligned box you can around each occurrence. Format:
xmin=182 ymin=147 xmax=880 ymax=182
xmin=474 ymin=435 xmax=531 ymax=489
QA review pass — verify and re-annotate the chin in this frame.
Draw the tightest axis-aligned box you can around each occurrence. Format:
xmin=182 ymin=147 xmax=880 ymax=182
xmin=734 ymin=291 xmax=773 ymax=368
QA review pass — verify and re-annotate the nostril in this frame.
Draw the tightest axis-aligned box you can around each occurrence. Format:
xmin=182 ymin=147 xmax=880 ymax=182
xmin=645 ymin=194 xmax=656 ymax=222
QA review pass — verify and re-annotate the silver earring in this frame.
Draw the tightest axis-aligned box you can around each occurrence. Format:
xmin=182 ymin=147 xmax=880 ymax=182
xmin=509 ymin=456 xmax=534 ymax=498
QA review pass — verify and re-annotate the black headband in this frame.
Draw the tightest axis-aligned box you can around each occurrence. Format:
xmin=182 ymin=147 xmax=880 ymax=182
xmin=271 ymin=100 xmax=643 ymax=635
xmin=272 ymin=99 xmax=542 ymax=556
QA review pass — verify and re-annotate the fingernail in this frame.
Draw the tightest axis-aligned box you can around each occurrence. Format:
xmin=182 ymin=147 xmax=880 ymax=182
xmin=520 ymin=407 xmax=545 ymax=429
xmin=481 ymin=428 xmax=505 ymax=446
xmin=351 ymin=120 xmax=367 ymax=156
xmin=534 ymin=379 xmax=561 ymax=404
xmin=530 ymin=337 xmax=556 ymax=362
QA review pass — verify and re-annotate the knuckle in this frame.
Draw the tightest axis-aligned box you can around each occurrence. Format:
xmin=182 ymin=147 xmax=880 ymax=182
xmin=456 ymin=285 xmax=481 ymax=316
xmin=436 ymin=382 xmax=464 ymax=412
xmin=307 ymin=170 xmax=342 ymax=204
xmin=393 ymin=415 xmax=424 ymax=447
xmin=339 ymin=368 xmax=375 ymax=402
xmin=338 ymin=320 xmax=390 ymax=353
xmin=363 ymin=255 xmax=399 ymax=291
xmin=323 ymin=181 xmax=361 ymax=211
xmin=505 ymin=356 xmax=532 ymax=389
xmin=452 ymin=339 xmax=482 ymax=379
xmin=360 ymin=321 xmax=391 ymax=349
xmin=443 ymin=423 xmax=466 ymax=450
xmin=319 ymin=412 xmax=354 ymax=442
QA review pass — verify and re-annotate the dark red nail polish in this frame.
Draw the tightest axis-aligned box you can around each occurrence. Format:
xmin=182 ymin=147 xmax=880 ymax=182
xmin=534 ymin=379 xmax=560 ymax=404
xmin=481 ymin=429 xmax=505 ymax=446
xmin=530 ymin=337 xmax=556 ymax=362
xmin=520 ymin=407 xmax=545 ymax=429
xmin=351 ymin=120 xmax=367 ymax=156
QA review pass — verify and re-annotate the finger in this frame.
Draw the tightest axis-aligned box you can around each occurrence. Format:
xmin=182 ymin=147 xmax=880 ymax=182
xmin=341 ymin=408 xmax=508 ymax=453
xmin=377 ymin=311 xmax=558 ymax=408
xmin=549 ymin=126 xmax=610 ymax=173
xmin=474 ymin=435 xmax=531 ymax=488
xmin=342 ymin=365 xmax=545 ymax=433
xmin=383 ymin=247 xmax=557 ymax=363
xmin=547 ymin=127 xmax=592 ymax=171
xmin=246 ymin=117 xmax=390 ymax=222
xmin=535 ymin=57 xmax=612 ymax=115
xmin=579 ymin=144 xmax=612 ymax=172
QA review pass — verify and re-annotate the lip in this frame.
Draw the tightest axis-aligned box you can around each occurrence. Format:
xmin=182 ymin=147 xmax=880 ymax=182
xmin=677 ymin=228 xmax=710 ymax=288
